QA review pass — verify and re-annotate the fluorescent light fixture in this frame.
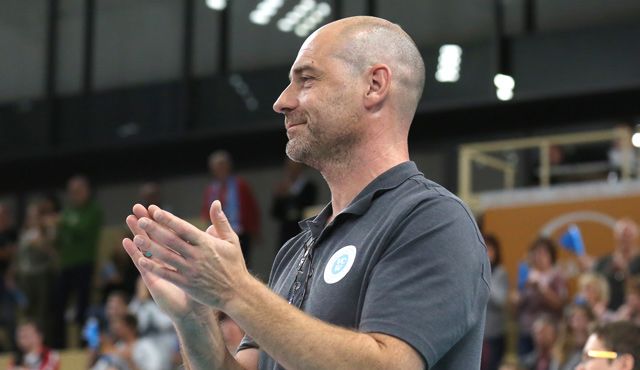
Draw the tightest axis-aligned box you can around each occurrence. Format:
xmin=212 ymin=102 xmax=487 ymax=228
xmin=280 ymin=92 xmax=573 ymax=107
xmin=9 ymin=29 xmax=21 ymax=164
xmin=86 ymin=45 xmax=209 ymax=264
xmin=494 ymin=73 xmax=515 ymax=101
xmin=496 ymin=88 xmax=514 ymax=101
xmin=295 ymin=24 xmax=311 ymax=37
xmin=435 ymin=69 xmax=459 ymax=83
xmin=435 ymin=44 xmax=462 ymax=83
xmin=316 ymin=2 xmax=331 ymax=16
xmin=250 ymin=10 xmax=271 ymax=25
xmin=277 ymin=1 xmax=330 ymax=36
xmin=205 ymin=0 xmax=227 ymax=11
xmin=277 ymin=18 xmax=295 ymax=32
xmin=249 ymin=0 xmax=285 ymax=25
xmin=494 ymin=74 xmax=515 ymax=90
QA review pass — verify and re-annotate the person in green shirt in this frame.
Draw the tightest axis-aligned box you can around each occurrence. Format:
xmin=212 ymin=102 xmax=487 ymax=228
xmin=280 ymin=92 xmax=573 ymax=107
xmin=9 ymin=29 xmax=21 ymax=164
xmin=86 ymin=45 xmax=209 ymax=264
xmin=52 ymin=175 xmax=103 ymax=349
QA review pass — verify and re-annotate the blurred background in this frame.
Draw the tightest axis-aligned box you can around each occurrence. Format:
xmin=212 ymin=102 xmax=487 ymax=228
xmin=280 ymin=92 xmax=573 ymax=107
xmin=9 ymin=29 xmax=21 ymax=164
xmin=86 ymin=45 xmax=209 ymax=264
xmin=1 ymin=0 xmax=640 ymax=369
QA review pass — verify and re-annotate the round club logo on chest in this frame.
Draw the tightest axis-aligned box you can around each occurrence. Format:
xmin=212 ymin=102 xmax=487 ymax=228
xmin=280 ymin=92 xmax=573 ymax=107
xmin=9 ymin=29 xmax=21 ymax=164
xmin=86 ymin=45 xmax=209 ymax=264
xmin=323 ymin=245 xmax=357 ymax=284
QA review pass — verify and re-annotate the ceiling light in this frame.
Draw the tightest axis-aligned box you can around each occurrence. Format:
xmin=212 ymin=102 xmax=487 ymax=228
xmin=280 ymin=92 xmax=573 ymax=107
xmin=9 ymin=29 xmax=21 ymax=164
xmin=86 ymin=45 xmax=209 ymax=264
xmin=494 ymin=74 xmax=515 ymax=90
xmin=205 ymin=0 xmax=227 ymax=11
xmin=435 ymin=44 xmax=462 ymax=83
xmin=632 ymin=133 xmax=640 ymax=148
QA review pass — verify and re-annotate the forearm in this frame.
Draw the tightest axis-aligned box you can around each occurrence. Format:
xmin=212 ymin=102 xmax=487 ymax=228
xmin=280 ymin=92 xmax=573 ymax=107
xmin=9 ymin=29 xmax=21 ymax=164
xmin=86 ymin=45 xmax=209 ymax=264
xmin=175 ymin=309 xmax=246 ymax=370
xmin=227 ymin=277 xmax=400 ymax=370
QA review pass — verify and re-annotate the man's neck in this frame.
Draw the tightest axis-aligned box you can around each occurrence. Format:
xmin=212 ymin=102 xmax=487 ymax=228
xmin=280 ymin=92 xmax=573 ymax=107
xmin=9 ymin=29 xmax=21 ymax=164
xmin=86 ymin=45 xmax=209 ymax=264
xmin=320 ymin=143 xmax=409 ymax=222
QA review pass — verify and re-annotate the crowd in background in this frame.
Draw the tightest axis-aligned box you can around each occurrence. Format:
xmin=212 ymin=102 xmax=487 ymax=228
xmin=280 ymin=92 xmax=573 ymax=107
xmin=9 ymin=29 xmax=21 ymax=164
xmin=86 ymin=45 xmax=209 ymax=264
xmin=482 ymin=218 xmax=640 ymax=370
xmin=0 ymin=150 xmax=317 ymax=369
xmin=0 ymin=148 xmax=638 ymax=369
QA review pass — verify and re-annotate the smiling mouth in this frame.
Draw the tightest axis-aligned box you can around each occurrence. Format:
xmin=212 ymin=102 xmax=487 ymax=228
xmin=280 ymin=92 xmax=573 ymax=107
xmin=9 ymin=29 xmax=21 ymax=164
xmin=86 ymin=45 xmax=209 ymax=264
xmin=286 ymin=121 xmax=306 ymax=130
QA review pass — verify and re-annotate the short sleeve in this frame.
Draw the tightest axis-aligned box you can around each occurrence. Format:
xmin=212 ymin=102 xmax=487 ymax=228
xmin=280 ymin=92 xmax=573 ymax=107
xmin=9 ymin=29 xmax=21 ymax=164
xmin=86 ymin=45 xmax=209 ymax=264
xmin=358 ymin=196 xmax=490 ymax=367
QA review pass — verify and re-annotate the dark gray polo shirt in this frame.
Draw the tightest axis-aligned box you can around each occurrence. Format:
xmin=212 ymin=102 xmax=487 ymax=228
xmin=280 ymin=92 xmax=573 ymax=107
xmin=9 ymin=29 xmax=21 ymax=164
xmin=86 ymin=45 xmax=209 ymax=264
xmin=239 ymin=161 xmax=490 ymax=369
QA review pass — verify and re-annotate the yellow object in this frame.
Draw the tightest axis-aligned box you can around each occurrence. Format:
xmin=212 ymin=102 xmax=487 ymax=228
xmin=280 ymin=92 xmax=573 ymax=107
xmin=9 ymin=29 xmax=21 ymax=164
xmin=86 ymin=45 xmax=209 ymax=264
xmin=586 ymin=350 xmax=618 ymax=360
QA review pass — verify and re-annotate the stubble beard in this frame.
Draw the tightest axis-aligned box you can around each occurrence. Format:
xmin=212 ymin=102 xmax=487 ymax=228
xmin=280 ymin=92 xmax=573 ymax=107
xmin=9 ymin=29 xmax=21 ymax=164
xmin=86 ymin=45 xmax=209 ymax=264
xmin=286 ymin=120 xmax=360 ymax=171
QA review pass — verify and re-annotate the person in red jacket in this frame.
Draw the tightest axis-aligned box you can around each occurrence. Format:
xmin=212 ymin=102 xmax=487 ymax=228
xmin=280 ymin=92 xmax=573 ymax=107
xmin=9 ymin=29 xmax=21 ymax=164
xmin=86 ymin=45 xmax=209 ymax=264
xmin=201 ymin=150 xmax=260 ymax=268
xmin=9 ymin=321 xmax=60 ymax=370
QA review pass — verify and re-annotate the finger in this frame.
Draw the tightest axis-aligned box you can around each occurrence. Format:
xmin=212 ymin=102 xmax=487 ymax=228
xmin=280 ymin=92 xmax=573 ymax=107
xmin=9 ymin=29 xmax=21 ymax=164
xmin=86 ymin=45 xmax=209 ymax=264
xmin=124 ymin=238 xmax=187 ymax=288
xmin=126 ymin=214 xmax=148 ymax=239
xmin=209 ymin=200 xmax=239 ymax=244
xmin=138 ymin=256 xmax=189 ymax=288
xmin=133 ymin=234 xmax=189 ymax=272
xmin=133 ymin=204 xmax=150 ymax=219
xmin=149 ymin=206 xmax=206 ymax=246
xmin=122 ymin=237 xmax=146 ymax=272
xmin=137 ymin=217 xmax=195 ymax=259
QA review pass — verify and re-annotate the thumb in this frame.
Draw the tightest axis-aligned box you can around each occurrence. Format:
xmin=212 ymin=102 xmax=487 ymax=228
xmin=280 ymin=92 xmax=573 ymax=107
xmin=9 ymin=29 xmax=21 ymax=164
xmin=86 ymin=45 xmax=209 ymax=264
xmin=209 ymin=200 xmax=237 ymax=242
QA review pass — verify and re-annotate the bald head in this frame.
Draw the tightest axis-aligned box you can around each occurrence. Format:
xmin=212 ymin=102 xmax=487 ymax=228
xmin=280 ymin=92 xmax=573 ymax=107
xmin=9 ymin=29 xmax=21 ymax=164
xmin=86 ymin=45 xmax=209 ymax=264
xmin=315 ymin=16 xmax=425 ymax=123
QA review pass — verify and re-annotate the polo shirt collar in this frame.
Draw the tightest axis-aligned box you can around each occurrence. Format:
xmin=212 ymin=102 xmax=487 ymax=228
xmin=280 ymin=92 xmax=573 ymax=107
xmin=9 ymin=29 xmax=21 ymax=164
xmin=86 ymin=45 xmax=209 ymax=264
xmin=300 ymin=161 xmax=422 ymax=233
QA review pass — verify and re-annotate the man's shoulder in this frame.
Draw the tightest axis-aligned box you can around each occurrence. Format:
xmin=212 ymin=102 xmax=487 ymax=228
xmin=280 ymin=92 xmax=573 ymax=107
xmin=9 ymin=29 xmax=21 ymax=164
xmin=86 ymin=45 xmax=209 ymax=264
xmin=388 ymin=175 xmax=471 ymax=216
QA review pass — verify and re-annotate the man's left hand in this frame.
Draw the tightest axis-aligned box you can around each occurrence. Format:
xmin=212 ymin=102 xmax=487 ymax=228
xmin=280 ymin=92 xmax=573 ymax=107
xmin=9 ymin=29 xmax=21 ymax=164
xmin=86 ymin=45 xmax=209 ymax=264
xmin=134 ymin=200 xmax=250 ymax=310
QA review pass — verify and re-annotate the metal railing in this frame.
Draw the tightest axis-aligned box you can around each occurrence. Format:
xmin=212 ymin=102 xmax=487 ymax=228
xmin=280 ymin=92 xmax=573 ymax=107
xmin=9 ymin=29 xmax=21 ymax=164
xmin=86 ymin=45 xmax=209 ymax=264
xmin=458 ymin=127 xmax=634 ymax=210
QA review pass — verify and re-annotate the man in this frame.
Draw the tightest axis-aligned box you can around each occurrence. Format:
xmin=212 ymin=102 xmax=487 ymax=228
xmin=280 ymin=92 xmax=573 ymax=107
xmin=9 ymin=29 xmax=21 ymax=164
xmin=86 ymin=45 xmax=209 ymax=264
xmin=576 ymin=321 xmax=640 ymax=370
xmin=53 ymin=175 xmax=103 ymax=348
xmin=594 ymin=218 xmax=640 ymax=310
xmin=200 ymin=150 xmax=261 ymax=267
xmin=123 ymin=16 xmax=489 ymax=370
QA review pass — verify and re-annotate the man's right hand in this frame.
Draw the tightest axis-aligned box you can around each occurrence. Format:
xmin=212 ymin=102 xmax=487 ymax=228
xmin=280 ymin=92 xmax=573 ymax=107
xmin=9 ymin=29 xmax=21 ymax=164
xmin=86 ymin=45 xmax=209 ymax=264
xmin=123 ymin=204 xmax=209 ymax=322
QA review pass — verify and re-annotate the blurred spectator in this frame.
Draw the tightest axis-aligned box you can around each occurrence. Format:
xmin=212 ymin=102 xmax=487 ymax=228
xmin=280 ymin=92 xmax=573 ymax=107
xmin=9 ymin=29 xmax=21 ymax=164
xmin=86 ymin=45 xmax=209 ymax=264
xmin=499 ymin=359 xmax=525 ymax=370
xmin=15 ymin=201 xmax=58 ymax=345
xmin=200 ymin=151 xmax=260 ymax=268
xmin=270 ymin=158 xmax=317 ymax=250
xmin=137 ymin=182 xmax=173 ymax=213
xmin=608 ymin=124 xmax=636 ymax=180
xmin=482 ymin=234 xmax=509 ymax=370
xmin=138 ymin=182 xmax=161 ymax=209
xmin=575 ymin=273 xmax=616 ymax=322
xmin=576 ymin=321 xmax=640 ymax=370
xmin=8 ymin=320 xmax=60 ymax=370
xmin=512 ymin=238 xmax=568 ymax=357
xmin=53 ymin=175 xmax=103 ymax=348
xmin=556 ymin=303 xmax=595 ymax=370
xmin=84 ymin=290 xmax=130 ymax=368
xmin=98 ymin=229 xmax=138 ymax=303
xmin=128 ymin=277 xmax=176 ymax=370
xmin=614 ymin=276 xmax=640 ymax=325
xmin=521 ymin=315 xmax=560 ymax=370
xmin=0 ymin=203 xmax=18 ymax=351
xmin=92 ymin=314 xmax=163 ymax=370
xmin=593 ymin=218 xmax=640 ymax=311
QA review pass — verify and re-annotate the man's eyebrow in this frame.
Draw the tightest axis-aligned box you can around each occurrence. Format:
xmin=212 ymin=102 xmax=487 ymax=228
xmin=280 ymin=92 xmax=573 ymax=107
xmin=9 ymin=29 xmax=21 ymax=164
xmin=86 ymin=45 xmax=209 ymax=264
xmin=288 ymin=65 xmax=320 ymax=81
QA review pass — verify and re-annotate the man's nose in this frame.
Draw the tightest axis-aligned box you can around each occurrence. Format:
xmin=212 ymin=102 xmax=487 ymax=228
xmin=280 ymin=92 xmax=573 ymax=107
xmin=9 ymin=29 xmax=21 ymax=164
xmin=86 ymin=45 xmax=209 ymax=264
xmin=273 ymin=84 xmax=297 ymax=114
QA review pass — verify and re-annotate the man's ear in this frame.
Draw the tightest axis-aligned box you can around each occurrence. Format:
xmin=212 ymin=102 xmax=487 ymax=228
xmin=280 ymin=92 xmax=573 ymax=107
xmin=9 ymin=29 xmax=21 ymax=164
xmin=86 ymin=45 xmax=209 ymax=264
xmin=364 ymin=64 xmax=391 ymax=110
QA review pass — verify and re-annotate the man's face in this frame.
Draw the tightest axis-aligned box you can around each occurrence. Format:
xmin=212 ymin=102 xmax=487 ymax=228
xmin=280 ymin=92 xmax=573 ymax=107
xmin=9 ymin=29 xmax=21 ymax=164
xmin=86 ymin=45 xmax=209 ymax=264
xmin=273 ymin=28 xmax=363 ymax=168
xmin=67 ymin=178 xmax=90 ymax=207
xmin=576 ymin=335 xmax=629 ymax=370
xmin=209 ymin=158 xmax=231 ymax=179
